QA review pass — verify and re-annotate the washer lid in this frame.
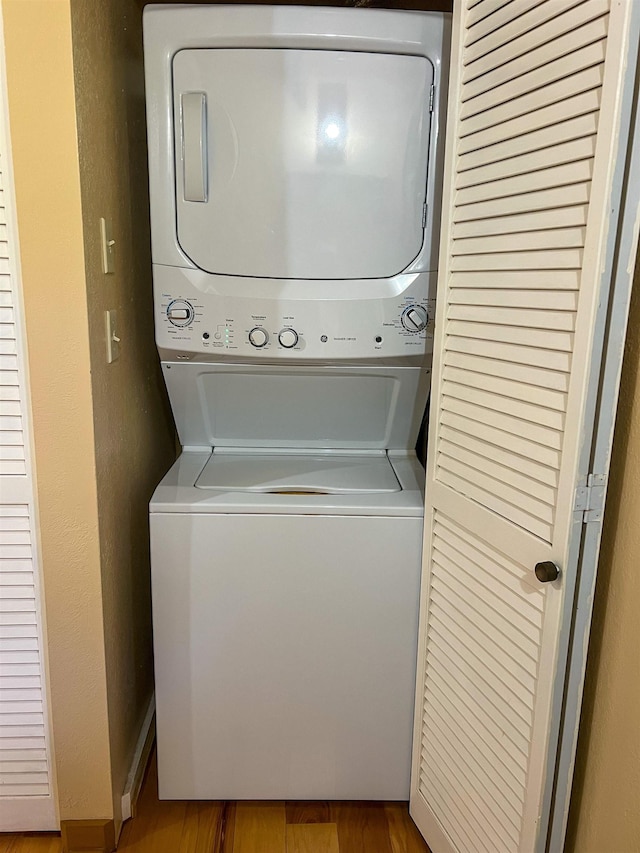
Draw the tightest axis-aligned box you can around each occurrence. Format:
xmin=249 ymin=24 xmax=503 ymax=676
xmin=172 ymin=48 xmax=433 ymax=280
xmin=195 ymin=452 xmax=401 ymax=494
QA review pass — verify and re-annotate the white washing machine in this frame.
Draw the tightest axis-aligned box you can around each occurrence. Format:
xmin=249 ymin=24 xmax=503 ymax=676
xmin=144 ymin=5 xmax=449 ymax=800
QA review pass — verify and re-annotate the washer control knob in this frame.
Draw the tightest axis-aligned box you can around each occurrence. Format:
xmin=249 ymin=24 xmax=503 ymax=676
xmin=248 ymin=327 xmax=269 ymax=348
xmin=167 ymin=300 xmax=194 ymax=327
xmin=278 ymin=328 xmax=298 ymax=348
xmin=401 ymin=305 xmax=428 ymax=332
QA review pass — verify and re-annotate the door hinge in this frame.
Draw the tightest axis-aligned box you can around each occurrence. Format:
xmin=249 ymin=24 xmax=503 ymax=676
xmin=422 ymin=202 xmax=427 ymax=228
xmin=429 ymin=84 xmax=435 ymax=113
xmin=574 ymin=473 xmax=607 ymax=523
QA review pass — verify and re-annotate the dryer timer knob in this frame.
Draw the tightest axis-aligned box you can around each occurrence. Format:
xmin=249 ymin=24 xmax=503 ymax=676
xmin=401 ymin=305 xmax=428 ymax=332
xmin=167 ymin=300 xmax=194 ymax=327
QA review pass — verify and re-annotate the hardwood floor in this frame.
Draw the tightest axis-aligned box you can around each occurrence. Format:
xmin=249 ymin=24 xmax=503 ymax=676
xmin=0 ymin=752 xmax=430 ymax=852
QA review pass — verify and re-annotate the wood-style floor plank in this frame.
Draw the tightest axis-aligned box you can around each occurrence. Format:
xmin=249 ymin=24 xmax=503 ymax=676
xmin=285 ymin=823 xmax=339 ymax=853
xmin=220 ymin=802 xmax=236 ymax=853
xmin=230 ymin=802 xmax=286 ymax=853
xmin=329 ymin=802 xmax=394 ymax=853
xmin=384 ymin=804 xmax=431 ymax=853
xmin=118 ymin=753 xmax=189 ymax=853
xmin=0 ymin=835 xmax=61 ymax=853
xmin=178 ymin=802 xmax=225 ymax=853
xmin=285 ymin=801 xmax=331 ymax=824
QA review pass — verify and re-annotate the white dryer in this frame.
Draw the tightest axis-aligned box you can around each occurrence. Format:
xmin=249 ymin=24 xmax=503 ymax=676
xmin=144 ymin=5 xmax=449 ymax=800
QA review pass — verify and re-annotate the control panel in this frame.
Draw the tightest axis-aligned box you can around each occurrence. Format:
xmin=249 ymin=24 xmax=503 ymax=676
xmin=154 ymin=268 xmax=436 ymax=361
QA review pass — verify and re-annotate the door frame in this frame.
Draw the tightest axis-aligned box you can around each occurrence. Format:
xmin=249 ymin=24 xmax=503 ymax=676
xmin=544 ymin=9 xmax=640 ymax=849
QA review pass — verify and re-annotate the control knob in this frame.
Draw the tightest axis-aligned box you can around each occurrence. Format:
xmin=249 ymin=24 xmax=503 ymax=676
xmin=401 ymin=304 xmax=428 ymax=332
xmin=248 ymin=327 xmax=269 ymax=348
xmin=167 ymin=299 xmax=194 ymax=327
xmin=278 ymin=328 xmax=299 ymax=348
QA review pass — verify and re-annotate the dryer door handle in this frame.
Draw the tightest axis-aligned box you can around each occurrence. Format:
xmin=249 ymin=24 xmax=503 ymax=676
xmin=181 ymin=92 xmax=208 ymax=202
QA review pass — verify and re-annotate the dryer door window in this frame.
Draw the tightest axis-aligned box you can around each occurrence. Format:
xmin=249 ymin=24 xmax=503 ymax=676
xmin=172 ymin=48 xmax=433 ymax=280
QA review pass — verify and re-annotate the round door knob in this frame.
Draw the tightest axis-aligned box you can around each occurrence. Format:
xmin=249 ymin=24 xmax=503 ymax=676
xmin=248 ymin=327 xmax=269 ymax=348
xmin=401 ymin=305 xmax=428 ymax=332
xmin=534 ymin=561 xmax=560 ymax=583
xmin=278 ymin=328 xmax=298 ymax=348
xmin=167 ymin=299 xmax=194 ymax=327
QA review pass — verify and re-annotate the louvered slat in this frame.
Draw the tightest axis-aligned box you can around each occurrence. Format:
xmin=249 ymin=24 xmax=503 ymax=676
xmin=460 ymin=39 xmax=607 ymax=120
xmin=0 ymin=153 xmax=25 ymax=479
xmin=0 ymin=639 xmax=38 ymax=652
xmin=444 ymin=349 xmax=571 ymax=392
xmin=465 ymin=0 xmax=588 ymax=59
xmin=439 ymin=1 xmax=611 ymax=545
xmin=455 ymin=184 xmax=591 ymax=224
xmin=442 ymin=380 xmax=565 ymax=429
xmin=0 ymin=749 xmax=46 ymax=761
xmin=0 ymin=129 xmax=53 ymax=822
xmin=0 ymin=504 xmax=50 ymax=803
xmin=459 ymin=115 xmax=600 ymax=175
xmin=459 ymin=87 xmax=601 ymax=154
xmin=423 ymin=693 xmax=526 ymax=815
xmin=458 ymin=138 xmax=597 ymax=189
xmin=450 ymin=249 xmax=583 ymax=271
xmin=450 ymin=270 xmax=581 ymax=290
xmin=429 ymin=586 xmax=538 ymax=686
xmin=456 ymin=160 xmax=594 ymax=207
xmin=465 ymin=0 xmax=513 ymax=28
xmin=461 ymin=64 xmax=604 ymax=140
xmin=0 ymin=515 xmax=29 ymax=531
xmin=426 ymin=663 xmax=529 ymax=779
xmin=420 ymin=768 xmax=485 ymax=853
xmin=448 ymin=305 xmax=576 ymax=332
xmin=463 ymin=0 xmax=609 ymax=81
xmin=442 ymin=364 xmax=567 ymax=409
xmin=431 ymin=551 xmax=542 ymax=652
xmin=448 ymin=335 xmax=572 ymax=370
xmin=419 ymin=514 xmax=546 ymax=851
xmin=421 ymin=734 xmax=520 ymax=850
xmin=441 ymin=410 xmax=562 ymax=470
xmin=462 ymin=15 xmax=609 ymax=101
xmin=426 ymin=648 xmax=531 ymax=759
xmin=464 ymin=0 xmax=542 ymax=47
xmin=453 ymin=228 xmax=586 ymax=255
xmin=439 ymin=440 xmax=557 ymax=505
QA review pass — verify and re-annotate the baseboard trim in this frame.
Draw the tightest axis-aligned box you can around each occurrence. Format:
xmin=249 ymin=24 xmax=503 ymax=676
xmin=121 ymin=692 xmax=156 ymax=824
xmin=61 ymin=818 xmax=116 ymax=852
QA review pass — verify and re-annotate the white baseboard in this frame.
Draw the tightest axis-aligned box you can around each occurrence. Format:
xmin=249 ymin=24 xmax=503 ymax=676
xmin=120 ymin=693 xmax=155 ymax=825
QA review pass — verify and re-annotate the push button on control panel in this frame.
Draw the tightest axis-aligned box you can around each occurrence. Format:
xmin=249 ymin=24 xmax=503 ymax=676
xmin=167 ymin=299 xmax=194 ymax=327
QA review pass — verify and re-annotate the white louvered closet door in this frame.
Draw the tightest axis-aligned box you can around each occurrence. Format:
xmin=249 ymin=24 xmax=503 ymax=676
xmin=0 ymin=17 xmax=56 ymax=831
xmin=410 ymin=2 xmax=636 ymax=852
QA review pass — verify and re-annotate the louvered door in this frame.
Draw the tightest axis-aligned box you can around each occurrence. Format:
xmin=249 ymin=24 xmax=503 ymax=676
xmin=410 ymin=2 xmax=636 ymax=852
xmin=0 ymin=26 xmax=56 ymax=830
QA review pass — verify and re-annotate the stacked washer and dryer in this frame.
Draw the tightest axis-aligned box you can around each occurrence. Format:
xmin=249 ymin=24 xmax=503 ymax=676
xmin=144 ymin=4 xmax=448 ymax=800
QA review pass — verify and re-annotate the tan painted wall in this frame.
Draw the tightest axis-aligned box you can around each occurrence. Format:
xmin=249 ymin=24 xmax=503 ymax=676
xmin=1 ymin=0 xmax=113 ymax=821
xmin=68 ymin=0 xmax=176 ymax=830
xmin=567 ymin=258 xmax=640 ymax=852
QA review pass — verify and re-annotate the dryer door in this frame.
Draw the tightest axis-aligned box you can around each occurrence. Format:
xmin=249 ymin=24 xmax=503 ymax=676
xmin=172 ymin=48 xmax=433 ymax=280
